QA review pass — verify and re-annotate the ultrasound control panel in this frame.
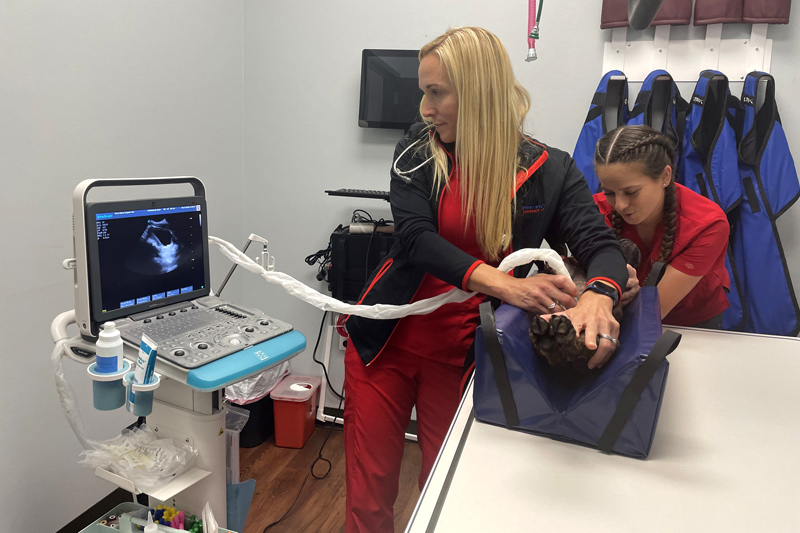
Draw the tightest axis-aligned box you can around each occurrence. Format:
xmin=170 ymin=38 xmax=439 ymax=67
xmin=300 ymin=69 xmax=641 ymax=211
xmin=114 ymin=295 xmax=293 ymax=369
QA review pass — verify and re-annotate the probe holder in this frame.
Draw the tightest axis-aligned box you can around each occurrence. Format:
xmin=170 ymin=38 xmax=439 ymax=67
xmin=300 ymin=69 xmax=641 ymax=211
xmin=124 ymin=371 xmax=162 ymax=417
xmin=87 ymin=360 xmax=131 ymax=411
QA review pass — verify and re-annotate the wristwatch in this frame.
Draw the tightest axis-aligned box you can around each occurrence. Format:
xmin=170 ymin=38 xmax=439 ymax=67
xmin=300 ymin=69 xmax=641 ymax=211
xmin=584 ymin=280 xmax=620 ymax=307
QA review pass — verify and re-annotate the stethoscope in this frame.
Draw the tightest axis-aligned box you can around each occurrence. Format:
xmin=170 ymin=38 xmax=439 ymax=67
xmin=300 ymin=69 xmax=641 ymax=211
xmin=391 ymin=126 xmax=435 ymax=183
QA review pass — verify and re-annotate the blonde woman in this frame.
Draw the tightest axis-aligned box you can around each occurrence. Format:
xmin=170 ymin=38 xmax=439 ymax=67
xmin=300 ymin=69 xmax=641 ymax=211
xmin=343 ymin=27 xmax=628 ymax=532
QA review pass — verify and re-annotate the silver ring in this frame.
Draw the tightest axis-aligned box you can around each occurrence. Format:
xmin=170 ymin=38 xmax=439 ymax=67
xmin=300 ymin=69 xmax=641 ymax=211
xmin=547 ymin=302 xmax=557 ymax=310
xmin=597 ymin=333 xmax=619 ymax=345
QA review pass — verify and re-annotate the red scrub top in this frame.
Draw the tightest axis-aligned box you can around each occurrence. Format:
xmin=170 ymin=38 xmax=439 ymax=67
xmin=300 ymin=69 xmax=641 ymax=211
xmin=390 ymin=169 xmax=494 ymax=366
xmin=594 ymin=183 xmax=730 ymax=326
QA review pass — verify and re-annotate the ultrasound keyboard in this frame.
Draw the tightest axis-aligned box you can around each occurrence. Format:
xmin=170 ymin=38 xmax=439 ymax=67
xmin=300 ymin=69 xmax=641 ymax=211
xmin=114 ymin=295 xmax=293 ymax=369
xmin=325 ymin=188 xmax=390 ymax=201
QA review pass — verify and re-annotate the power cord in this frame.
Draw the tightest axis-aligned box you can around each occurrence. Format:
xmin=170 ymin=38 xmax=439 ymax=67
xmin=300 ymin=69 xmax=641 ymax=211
xmin=350 ymin=209 xmax=392 ymax=228
xmin=305 ymin=228 xmax=338 ymax=283
xmin=312 ymin=311 xmax=343 ymax=400
xmin=261 ymin=393 xmax=344 ymax=532
xmin=262 ymin=312 xmax=345 ymax=531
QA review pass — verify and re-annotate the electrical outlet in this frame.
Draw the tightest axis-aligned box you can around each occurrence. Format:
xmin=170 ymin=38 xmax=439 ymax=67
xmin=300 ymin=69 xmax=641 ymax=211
xmin=338 ymin=335 xmax=348 ymax=351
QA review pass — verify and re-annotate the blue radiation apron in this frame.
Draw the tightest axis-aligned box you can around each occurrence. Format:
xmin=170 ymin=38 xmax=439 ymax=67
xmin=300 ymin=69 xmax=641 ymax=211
xmin=574 ymin=70 xmax=629 ymax=193
xmin=733 ymin=72 xmax=800 ymax=336
xmin=627 ymin=70 xmax=688 ymax=177
xmin=681 ymin=70 xmax=746 ymax=331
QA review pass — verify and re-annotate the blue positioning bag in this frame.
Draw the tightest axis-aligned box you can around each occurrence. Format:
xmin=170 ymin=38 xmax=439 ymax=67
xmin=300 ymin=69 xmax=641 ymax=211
xmin=472 ymin=287 xmax=679 ymax=459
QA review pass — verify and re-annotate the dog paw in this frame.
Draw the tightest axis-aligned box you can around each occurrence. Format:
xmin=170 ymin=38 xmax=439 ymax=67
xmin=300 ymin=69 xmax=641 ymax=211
xmin=528 ymin=314 xmax=596 ymax=372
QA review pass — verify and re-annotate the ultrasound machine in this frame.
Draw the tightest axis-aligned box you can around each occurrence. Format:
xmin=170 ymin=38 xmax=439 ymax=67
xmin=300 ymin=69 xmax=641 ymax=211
xmin=51 ymin=176 xmax=307 ymax=528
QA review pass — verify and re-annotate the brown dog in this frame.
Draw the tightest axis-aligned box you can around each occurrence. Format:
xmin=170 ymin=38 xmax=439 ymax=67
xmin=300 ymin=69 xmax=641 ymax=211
xmin=527 ymin=239 xmax=640 ymax=373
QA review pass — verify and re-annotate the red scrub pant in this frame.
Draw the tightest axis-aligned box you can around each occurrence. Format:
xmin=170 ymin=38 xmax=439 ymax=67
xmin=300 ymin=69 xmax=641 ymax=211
xmin=343 ymin=342 xmax=463 ymax=533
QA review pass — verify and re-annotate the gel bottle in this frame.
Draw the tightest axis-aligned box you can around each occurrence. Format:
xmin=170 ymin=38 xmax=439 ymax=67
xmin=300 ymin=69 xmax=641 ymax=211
xmin=95 ymin=322 xmax=123 ymax=373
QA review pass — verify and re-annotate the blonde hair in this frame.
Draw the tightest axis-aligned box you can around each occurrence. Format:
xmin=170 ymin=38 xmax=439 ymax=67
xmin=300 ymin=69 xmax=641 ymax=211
xmin=419 ymin=27 xmax=531 ymax=262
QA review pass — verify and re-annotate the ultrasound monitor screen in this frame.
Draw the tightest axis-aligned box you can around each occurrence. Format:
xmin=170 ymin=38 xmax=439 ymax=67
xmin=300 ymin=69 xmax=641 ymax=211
xmin=86 ymin=196 xmax=209 ymax=322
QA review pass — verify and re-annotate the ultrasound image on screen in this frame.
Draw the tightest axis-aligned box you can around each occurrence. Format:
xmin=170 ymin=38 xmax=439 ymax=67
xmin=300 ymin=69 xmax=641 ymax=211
xmin=127 ymin=218 xmax=189 ymax=275
xmin=94 ymin=205 xmax=205 ymax=313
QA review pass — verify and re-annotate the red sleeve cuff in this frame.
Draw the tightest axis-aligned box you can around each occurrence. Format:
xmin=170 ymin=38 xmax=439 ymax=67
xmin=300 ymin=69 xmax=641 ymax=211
xmin=462 ymin=260 xmax=485 ymax=291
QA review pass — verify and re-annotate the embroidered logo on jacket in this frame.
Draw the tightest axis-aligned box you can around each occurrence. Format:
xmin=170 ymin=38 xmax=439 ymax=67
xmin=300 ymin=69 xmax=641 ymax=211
xmin=523 ymin=204 xmax=545 ymax=214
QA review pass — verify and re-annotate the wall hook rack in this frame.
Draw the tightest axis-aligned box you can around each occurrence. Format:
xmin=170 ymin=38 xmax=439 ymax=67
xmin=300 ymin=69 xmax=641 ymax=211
xmin=603 ymin=23 xmax=772 ymax=82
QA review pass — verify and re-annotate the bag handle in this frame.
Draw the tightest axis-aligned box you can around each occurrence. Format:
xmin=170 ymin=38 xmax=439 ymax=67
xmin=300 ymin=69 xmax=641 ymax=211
xmin=644 ymin=261 xmax=667 ymax=286
xmin=596 ymin=329 xmax=681 ymax=454
xmin=479 ymin=301 xmax=519 ymax=427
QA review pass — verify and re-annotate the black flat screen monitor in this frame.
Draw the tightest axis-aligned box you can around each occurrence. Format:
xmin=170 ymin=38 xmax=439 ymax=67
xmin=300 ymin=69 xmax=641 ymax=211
xmin=85 ymin=196 xmax=210 ymax=324
xmin=358 ymin=49 xmax=423 ymax=130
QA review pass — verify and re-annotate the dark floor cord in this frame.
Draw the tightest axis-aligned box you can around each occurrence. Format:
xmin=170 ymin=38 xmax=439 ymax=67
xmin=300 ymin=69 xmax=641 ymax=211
xmin=262 ymin=393 xmax=344 ymax=532
xmin=262 ymin=308 xmax=346 ymax=531
xmin=311 ymin=310 xmax=344 ymax=399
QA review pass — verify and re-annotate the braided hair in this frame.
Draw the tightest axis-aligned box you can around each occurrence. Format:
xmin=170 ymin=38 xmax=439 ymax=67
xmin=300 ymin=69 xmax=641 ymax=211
xmin=594 ymin=125 xmax=677 ymax=262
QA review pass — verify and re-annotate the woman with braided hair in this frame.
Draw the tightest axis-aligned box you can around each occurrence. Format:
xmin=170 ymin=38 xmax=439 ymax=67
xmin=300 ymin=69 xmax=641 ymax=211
xmin=593 ymin=125 xmax=731 ymax=327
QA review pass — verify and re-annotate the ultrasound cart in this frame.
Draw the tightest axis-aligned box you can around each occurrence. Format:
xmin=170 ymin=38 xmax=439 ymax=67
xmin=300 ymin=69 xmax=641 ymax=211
xmin=53 ymin=177 xmax=307 ymax=529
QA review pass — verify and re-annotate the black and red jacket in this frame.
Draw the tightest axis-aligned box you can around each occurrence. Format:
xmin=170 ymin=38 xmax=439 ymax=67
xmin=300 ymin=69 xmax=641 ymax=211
xmin=346 ymin=123 xmax=628 ymax=366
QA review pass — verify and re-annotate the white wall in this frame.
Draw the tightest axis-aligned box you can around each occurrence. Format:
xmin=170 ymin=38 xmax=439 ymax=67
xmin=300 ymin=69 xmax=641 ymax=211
xmin=3 ymin=1 xmax=800 ymax=530
xmin=0 ymin=2 xmax=244 ymax=531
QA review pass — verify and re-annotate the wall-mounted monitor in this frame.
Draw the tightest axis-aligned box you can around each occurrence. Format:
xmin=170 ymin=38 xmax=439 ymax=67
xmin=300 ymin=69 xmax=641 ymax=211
xmin=358 ymin=49 xmax=423 ymax=130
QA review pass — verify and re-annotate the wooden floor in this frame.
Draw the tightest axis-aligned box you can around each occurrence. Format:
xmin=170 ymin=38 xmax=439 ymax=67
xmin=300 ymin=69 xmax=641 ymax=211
xmin=239 ymin=425 xmax=422 ymax=533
